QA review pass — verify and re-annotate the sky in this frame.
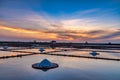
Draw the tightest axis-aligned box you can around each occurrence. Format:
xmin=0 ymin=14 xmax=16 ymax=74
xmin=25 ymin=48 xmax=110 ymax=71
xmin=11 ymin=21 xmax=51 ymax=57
xmin=0 ymin=0 xmax=120 ymax=42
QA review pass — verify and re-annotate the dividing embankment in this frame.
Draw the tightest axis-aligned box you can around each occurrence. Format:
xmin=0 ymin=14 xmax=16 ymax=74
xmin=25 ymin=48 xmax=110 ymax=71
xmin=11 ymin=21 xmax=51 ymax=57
xmin=0 ymin=49 xmax=120 ymax=61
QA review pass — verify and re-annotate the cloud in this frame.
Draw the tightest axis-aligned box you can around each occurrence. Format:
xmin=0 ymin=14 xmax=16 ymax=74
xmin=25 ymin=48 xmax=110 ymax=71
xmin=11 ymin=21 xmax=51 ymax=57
xmin=0 ymin=7 xmax=120 ymax=42
xmin=97 ymin=30 xmax=120 ymax=39
xmin=76 ymin=8 xmax=100 ymax=15
xmin=1 ymin=23 xmax=120 ymax=42
xmin=0 ymin=25 xmax=58 ymax=41
xmin=83 ymin=29 xmax=120 ymax=42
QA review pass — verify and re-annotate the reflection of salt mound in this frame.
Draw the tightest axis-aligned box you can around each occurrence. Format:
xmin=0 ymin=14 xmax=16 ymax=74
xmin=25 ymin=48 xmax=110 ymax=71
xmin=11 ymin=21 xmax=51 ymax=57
xmin=90 ymin=51 xmax=99 ymax=56
xmin=32 ymin=59 xmax=58 ymax=70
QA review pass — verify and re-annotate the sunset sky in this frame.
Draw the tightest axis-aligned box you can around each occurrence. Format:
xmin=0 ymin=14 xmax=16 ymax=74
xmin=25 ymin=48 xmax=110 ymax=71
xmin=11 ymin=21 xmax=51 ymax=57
xmin=0 ymin=0 xmax=120 ymax=42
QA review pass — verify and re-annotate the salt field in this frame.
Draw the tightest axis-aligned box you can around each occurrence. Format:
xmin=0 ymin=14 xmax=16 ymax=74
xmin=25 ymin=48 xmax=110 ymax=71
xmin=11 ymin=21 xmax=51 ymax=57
xmin=0 ymin=47 xmax=120 ymax=80
xmin=1 ymin=0 xmax=120 ymax=80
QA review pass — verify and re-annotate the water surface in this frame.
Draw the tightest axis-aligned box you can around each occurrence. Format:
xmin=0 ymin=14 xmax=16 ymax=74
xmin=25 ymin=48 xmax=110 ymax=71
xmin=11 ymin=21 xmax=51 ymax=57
xmin=0 ymin=49 xmax=120 ymax=80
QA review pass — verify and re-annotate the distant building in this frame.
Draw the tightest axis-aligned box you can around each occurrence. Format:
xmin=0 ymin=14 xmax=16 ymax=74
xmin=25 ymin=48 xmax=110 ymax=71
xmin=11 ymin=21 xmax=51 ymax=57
xmin=85 ymin=41 xmax=88 ymax=44
xmin=50 ymin=40 xmax=56 ymax=49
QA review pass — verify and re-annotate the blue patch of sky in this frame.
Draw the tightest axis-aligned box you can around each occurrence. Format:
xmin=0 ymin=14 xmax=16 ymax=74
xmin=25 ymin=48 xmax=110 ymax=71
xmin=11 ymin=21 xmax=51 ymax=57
xmin=1 ymin=0 xmax=120 ymax=15
xmin=0 ymin=0 xmax=120 ymax=24
xmin=33 ymin=0 xmax=120 ymax=16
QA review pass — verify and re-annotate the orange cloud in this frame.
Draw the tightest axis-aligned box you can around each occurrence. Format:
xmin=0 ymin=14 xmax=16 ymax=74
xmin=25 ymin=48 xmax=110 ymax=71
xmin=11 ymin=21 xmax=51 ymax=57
xmin=0 ymin=25 xmax=41 ymax=34
xmin=0 ymin=25 xmax=58 ymax=40
xmin=0 ymin=24 xmax=119 ymax=42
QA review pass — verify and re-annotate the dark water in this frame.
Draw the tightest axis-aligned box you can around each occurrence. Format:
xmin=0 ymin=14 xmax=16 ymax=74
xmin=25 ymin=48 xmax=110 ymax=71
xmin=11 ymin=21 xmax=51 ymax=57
xmin=0 ymin=50 xmax=120 ymax=80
